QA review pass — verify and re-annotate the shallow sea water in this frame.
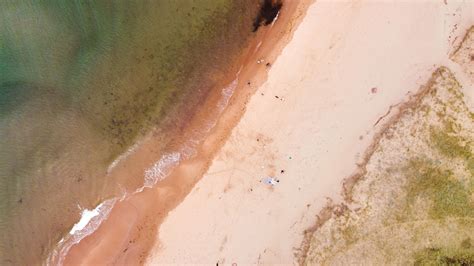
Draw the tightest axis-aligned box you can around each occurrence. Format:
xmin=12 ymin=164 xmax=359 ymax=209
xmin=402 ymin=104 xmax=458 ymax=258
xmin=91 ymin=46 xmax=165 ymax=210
xmin=0 ymin=1 xmax=258 ymax=264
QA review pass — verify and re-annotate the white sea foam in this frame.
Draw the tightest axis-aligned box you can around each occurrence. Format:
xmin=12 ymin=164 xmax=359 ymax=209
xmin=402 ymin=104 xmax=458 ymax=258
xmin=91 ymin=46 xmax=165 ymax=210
xmin=143 ymin=152 xmax=181 ymax=188
xmin=217 ymin=78 xmax=238 ymax=111
xmin=69 ymin=205 xmax=101 ymax=235
xmin=46 ymin=198 xmax=117 ymax=265
xmin=107 ymin=142 xmax=140 ymax=174
xmin=272 ymin=10 xmax=280 ymax=25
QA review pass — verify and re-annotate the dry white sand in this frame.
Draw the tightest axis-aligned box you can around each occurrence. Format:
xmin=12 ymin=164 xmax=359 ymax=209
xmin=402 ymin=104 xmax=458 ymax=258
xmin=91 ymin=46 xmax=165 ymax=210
xmin=147 ymin=0 xmax=474 ymax=264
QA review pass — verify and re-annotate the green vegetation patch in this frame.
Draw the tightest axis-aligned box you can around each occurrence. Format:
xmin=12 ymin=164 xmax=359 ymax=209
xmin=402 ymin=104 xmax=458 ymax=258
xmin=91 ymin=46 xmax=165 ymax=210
xmin=405 ymin=159 xmax=473 ymax=219
xmin=413 ymin=245 xmax=474 ymax=266
xmin=468 ymin=157 xmax=474 ymax=177
xmin=430 ymin=126 xmax=472 ymax=159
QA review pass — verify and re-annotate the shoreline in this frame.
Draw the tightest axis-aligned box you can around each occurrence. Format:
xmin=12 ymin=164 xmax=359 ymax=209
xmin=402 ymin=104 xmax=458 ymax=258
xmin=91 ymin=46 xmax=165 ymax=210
xmin=55 ymin=0 xmax=312 ymax=264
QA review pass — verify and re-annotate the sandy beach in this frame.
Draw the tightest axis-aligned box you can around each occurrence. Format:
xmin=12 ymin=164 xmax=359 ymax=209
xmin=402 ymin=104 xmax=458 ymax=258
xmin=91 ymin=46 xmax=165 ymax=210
xmin=146 ymin=0 xmax=474 ymax=264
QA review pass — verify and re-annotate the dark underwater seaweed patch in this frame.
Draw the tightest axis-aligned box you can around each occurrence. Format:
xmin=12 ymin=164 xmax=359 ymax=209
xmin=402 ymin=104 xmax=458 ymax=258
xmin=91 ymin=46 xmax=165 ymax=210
xmin=252 ymin=0 xmax=282 ymax=32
